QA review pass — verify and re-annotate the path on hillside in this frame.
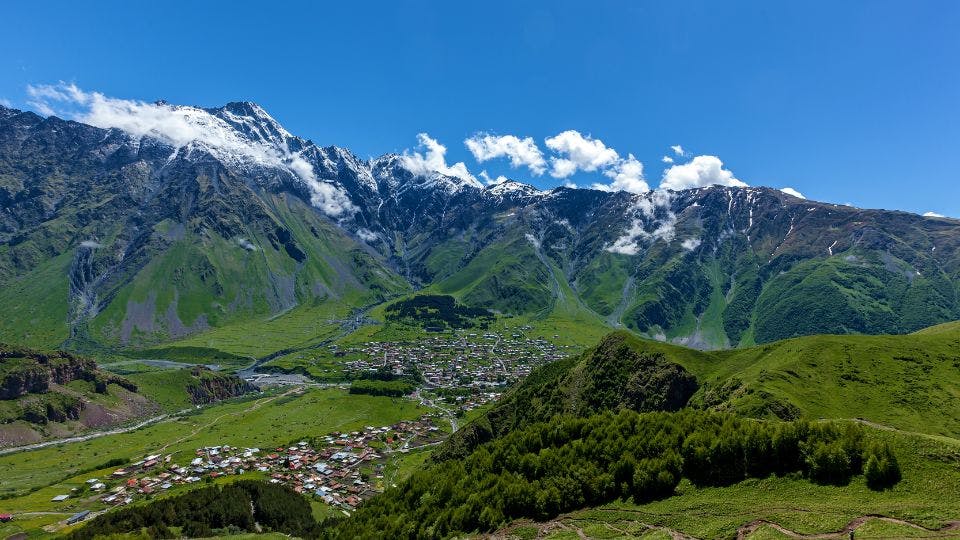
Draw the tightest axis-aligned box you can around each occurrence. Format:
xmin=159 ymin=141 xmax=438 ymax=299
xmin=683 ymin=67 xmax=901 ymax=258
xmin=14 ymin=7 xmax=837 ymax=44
xmin=491 ymin=513 xmax=695 ymax=540
xmin=154 ymin=387 xmax=300 ymax=453
xmin=735 ymin=515 xmax=960 ymax=539
xmin=497 ymin=510 xmax=960 ymax=540
xmin=1 ymin=386 xmax=299 ymax=459
xmin=810 ymin=417 xmax=960 ymax=447
xmin=0 ymin=409 xmax=191 ymax=456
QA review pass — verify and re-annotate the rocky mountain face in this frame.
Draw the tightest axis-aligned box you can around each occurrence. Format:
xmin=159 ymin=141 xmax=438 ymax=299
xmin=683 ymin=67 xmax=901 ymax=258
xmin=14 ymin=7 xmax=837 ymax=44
xmin=184 ymin=366 xmax=257 ymax=405
xmin=0 ymin=343 xmax=146 ymax=440
xmin=1 ymin=102 xmax=958 ymax=351
xmin=0 ymin=344 xmax=135 ymax=400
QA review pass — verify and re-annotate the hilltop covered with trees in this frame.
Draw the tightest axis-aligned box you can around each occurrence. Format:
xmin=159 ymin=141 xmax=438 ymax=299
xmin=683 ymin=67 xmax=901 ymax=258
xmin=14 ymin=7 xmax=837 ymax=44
xmin=325 ymin=409 xmax=899 ymax=538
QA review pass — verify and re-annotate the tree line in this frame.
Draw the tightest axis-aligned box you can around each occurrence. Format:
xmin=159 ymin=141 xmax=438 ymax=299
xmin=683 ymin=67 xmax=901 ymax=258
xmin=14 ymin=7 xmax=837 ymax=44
xmin=64 ymin=410 xmax=901 ymax=540
xmin=349 ymin=378 xmax=416 ymax=397
xmin=384 ymin=294 xmax=494 ymax=329
xmin=324 ymin=409 xmax=900 ymax=539
xmin=65 ymin=480 xmax=318 ymax=539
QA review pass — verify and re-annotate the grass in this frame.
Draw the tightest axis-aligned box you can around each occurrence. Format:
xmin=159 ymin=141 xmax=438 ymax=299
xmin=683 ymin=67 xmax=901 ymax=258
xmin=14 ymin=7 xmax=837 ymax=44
xmin=0 ymin=388 xmax=428 ymax=501
xmin=0 ymin=252 xmax=72 ymax=348
xmin=541 ymin=427 xmax=960 ymax=539
xmin=596 ymin=325 xmax=960 ymax=440
xmin=163 ymin=300 xmax=350 ymax=358
xmin=380 ymin=447 xmax=433 ymax=491
xmin=124 ymin=369 xmax=197 ymax=412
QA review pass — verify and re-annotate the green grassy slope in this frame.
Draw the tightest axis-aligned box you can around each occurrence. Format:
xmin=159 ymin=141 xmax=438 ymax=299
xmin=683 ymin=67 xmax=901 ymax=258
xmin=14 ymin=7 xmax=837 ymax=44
xmin=0 ymin=252 xmax=72 ymax=349
xmin=440 ymin=321 xmax=960 ymax=462
xmin=616 ymin=327 xmax=960 ymax=439
xmin=536 ymin=426 xmax=960 ymax=539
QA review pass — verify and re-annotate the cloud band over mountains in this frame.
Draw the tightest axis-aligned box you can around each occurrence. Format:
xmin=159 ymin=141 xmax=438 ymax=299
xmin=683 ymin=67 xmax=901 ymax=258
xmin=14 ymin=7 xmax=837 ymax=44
xmin=25 ymin=83 xmax=357 ymax=218
xmin=22 ymin=83 xmax=808 ymax=201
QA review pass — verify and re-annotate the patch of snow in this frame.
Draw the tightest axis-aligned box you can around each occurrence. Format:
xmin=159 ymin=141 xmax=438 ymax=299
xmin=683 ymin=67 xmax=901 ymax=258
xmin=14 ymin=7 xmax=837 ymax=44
xmin=236 ymin=238 xmax=258 ymax=251
xmin=356 ymin=228 xmax=378 ymax=242
xmin=524 ymin=233 xmax=541 ymax=249
xmin=681 ymin=238 xmax=701 ymax=251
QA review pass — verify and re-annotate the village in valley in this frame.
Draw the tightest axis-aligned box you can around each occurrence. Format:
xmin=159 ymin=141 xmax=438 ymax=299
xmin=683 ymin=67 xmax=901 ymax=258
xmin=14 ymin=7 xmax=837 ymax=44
xmin=57 ymin=416 xmax=444 ymax=519
xmin=42 ymin=328 xmax=574 ymax=525
xmin=6 ymin=323 xmax=578 ymax=533
xmin=340 ymin=329 xmax=572 ymax=398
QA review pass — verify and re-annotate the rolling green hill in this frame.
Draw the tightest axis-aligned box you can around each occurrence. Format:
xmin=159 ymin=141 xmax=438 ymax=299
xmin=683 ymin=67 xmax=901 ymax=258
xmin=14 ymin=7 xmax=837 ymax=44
xmin=440 ymin=323 xmax=960 ymax=461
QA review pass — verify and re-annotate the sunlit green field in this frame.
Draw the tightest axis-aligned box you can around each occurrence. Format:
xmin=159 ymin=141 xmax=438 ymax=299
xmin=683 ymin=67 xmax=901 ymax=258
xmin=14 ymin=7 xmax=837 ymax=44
xmin=0 ymin=388 xmax=429 ymax=537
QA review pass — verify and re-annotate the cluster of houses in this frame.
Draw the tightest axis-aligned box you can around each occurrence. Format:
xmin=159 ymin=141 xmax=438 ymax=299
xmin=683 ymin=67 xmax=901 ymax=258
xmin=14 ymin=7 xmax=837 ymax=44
xmin=58 ymin=416 xmax=442 ymax=514
xmin=341 ymin=329 xmax=571 ymax=393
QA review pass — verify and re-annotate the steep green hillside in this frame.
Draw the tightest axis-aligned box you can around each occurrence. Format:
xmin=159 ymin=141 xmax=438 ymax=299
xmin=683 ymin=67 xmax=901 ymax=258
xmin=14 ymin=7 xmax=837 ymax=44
xmin=506 ymin=425 xmax=960 ymax=539
xmin=0 ymin=252 xmax=73 ymax=349
xmin=435 ymin=232 xmax=555 ymax=316
xmin=329 ymin=410 xmax=909 ymax=539
xmin=690 ymin=329 xmax=960 ymax=437
xmin=434 ymin=332 xmax=700 ymax=461
xmin=440 ymin=323 xmax=960 ymax=460
xmin=84 ymin=194 xmax=407 ymax=349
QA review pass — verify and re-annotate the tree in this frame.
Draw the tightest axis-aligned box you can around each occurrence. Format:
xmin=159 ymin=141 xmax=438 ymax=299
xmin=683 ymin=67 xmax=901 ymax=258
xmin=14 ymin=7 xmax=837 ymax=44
xmin=864 ymin=442 xmax=901 ymax=490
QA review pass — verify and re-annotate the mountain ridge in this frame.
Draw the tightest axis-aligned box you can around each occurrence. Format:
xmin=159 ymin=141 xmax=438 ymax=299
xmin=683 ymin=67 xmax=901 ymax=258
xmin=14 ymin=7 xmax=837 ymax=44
xmin=1 ymin=102 xmax=958 ymax=352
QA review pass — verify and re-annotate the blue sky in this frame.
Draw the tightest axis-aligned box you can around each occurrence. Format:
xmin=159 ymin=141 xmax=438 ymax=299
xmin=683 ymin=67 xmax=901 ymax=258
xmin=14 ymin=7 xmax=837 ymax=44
xmin=1 ymin=1 xmax=957 ymax=216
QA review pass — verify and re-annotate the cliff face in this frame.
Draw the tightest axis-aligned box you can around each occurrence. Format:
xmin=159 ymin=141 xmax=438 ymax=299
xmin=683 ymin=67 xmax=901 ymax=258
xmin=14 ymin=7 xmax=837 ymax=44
xmin=0 ymin=343 xmax=141 ymax=429
xmin=185 ymin=367 xmax=257 ymax=405
xmin=0 ymin=344 xmax=136 ymax=400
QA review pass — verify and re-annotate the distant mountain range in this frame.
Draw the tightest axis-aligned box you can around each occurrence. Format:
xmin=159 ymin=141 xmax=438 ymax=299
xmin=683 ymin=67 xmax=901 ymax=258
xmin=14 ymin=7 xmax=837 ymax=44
xmin=1 ymin=102 xmax=958 ymax=351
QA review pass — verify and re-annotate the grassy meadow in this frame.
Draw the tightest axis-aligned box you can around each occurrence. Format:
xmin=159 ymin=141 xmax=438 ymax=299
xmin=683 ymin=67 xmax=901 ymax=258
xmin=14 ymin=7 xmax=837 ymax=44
xmin=0 ymin=388 xmax=430 ymax=537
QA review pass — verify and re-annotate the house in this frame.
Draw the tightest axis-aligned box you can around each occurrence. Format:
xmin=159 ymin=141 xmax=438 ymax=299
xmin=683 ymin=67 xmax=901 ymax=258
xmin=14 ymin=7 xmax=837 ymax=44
xmin=0 ymin=514 xmax=12 ymax=523
xmin=66 ymin=511 xmax=91 ymax=524
xmin=51 ymin=495 xmax=69 ymax=502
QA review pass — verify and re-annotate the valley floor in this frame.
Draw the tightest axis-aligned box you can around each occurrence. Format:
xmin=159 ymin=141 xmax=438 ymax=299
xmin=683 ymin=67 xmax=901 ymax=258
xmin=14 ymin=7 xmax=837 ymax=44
xmin=0 ymin=388 xmax=432 ymax=538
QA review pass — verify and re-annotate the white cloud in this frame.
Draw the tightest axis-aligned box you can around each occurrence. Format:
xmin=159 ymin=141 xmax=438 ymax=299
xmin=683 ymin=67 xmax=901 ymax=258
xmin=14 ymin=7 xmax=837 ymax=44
xmin=478 ymin=170 xmax=509 ymax=186
xmin=402 ymin=133 xmax=479 ymax=186
xmin=544 ymin=130 xmax=619 ymax=178
xmin=465 ymin=133 xmax=546 ymax=175
xmin=660 ymin=155 xmax=747 ymax=191
xmin=591 ymin=154 xmax=649 ymax=194
xmin=79 ymin=240 xmax=103 ymax=249
xmin=356 ymin=228 xmax=378 ymax=242
xmin=681 ymin=238 xmax=701 ymax=251
xmin=542 ymin=131 xmax=649 ymax=194
xmin=605 ymin=190 xmax=676 ymax=255
xmin=661 ymin=156 xmax=674 ymax=164
xmin=550 ymin=158 xmax=578 ymax=179
xmin=26 ymin=82 xmax=357 ymax=218
xmin=780 ymin=187 xmax=806 ymax=199
xmin=0 ymin=98 xmax=12 ymax=108
xmin=563 ymin=181 xmax=578 ymax=189
xmin=671 ymin=144 xmax=685 ymax=157
xmin=923 ymin=211 xmax=945 ymax=218
xmin=236 ymin=238 xmax=259 ymax=251
xmin=524 ymin=233 xmax=541 ymax=249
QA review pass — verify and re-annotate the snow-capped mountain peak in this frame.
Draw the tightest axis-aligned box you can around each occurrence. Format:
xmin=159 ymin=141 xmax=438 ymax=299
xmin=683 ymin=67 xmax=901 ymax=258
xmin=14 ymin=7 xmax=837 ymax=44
xmin=209 ymin=101 xmax=294 ymax=149
xmin=485 ymin=179 xmax=541 ymax=199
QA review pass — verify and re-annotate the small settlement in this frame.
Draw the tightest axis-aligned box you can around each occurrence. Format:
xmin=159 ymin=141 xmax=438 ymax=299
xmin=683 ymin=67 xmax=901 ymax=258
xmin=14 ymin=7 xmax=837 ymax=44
xmin=342 ymin=330 xmax=570 ymax=404
xmin=71 ymin=416 xmax=442 ymax=515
